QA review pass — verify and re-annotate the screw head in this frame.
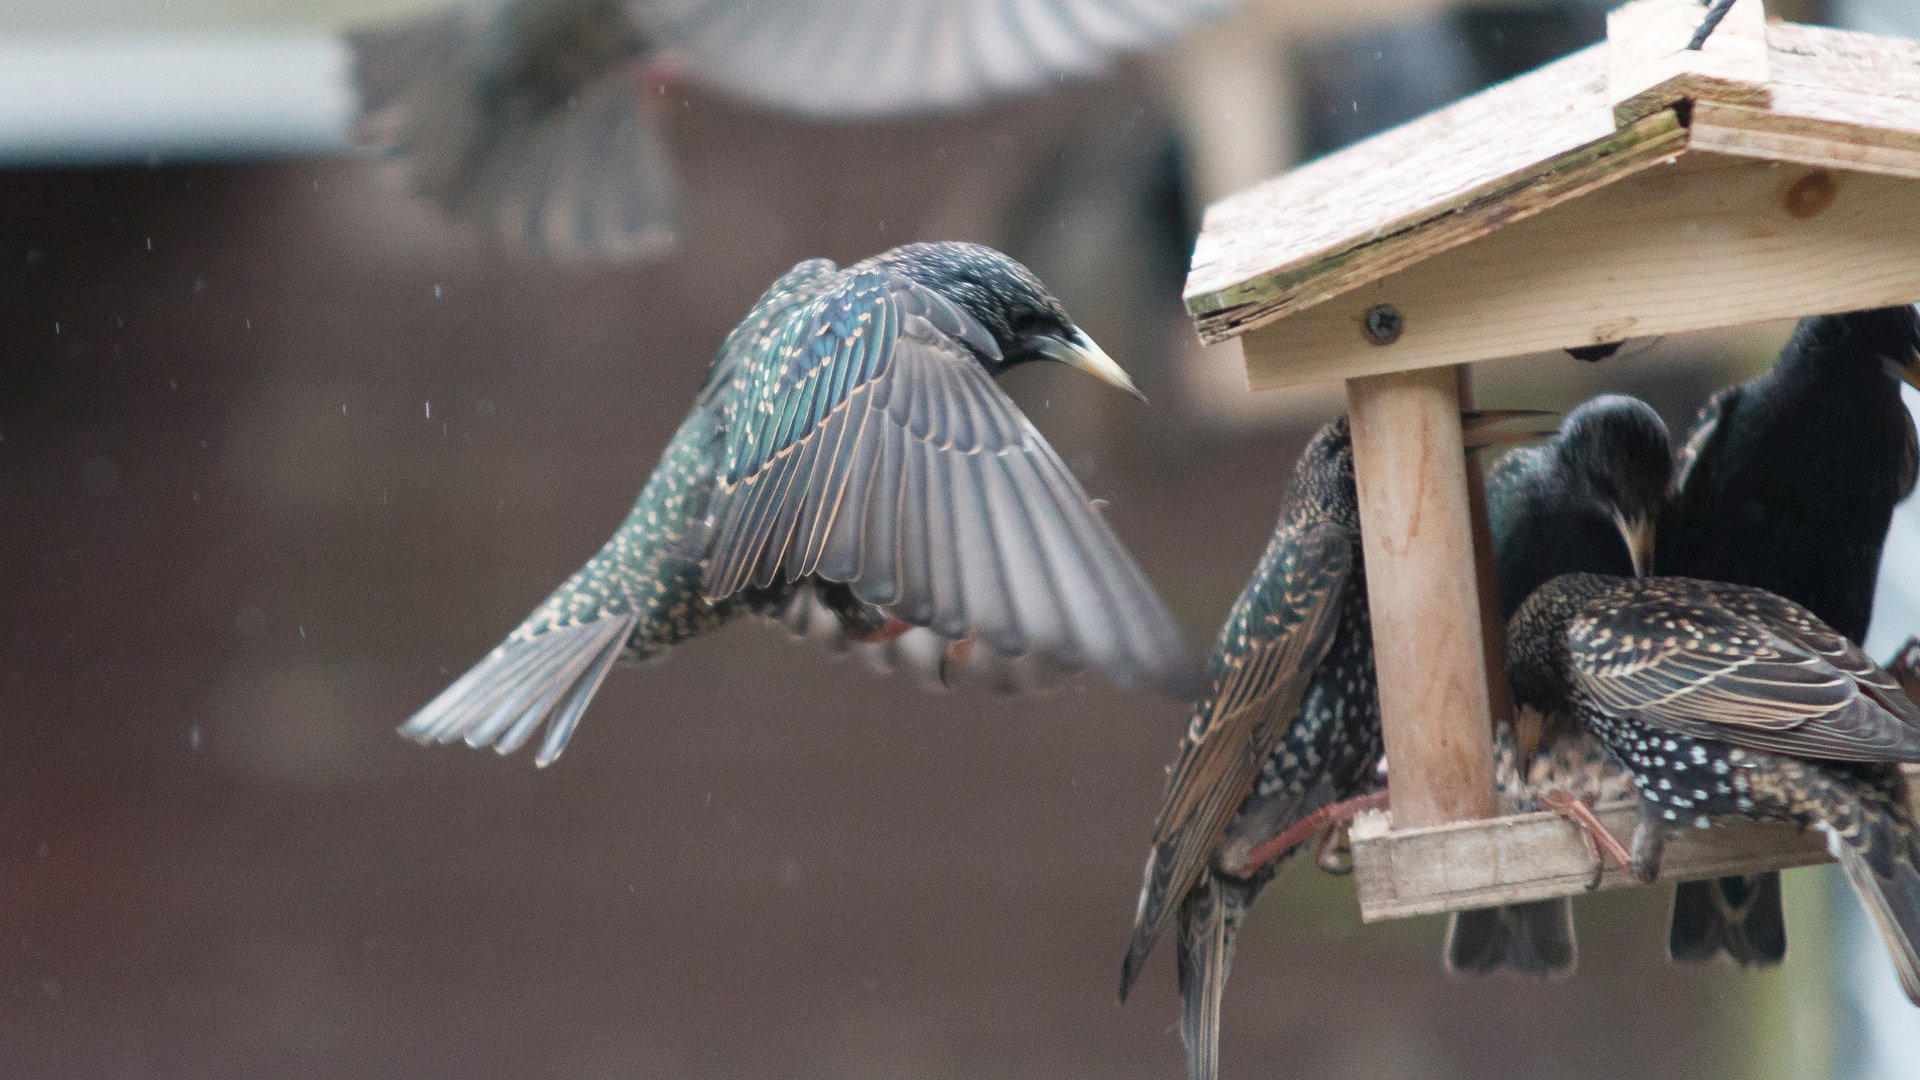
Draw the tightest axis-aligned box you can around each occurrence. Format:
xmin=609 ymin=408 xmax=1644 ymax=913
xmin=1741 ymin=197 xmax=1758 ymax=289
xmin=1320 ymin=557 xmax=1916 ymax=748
xmin=1363 ymin=304 xmax=1403 ymax=345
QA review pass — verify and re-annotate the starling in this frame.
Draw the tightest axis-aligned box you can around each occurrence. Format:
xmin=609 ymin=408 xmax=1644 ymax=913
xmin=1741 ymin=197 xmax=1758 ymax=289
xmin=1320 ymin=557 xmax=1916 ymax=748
xmin=1659 ymin=305 xmax=1920 ymax=966
xmin=350 ymin=0 xmax=1226 ymax=258
xmin=1447 ymin=394 xmax=1671 ymax=978
xmin=1508 ymin=572 xmax=1920 ymax=1004
xmin=1120 ymin=417 xmax=1397 ymax=1080
xmin=402 ymin=241 xmax=1195 ymax=765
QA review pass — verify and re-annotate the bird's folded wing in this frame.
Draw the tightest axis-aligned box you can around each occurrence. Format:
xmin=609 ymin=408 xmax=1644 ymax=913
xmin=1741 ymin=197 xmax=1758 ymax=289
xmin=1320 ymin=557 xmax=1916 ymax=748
xmin=661 ymin=0 xmax=1228 ymax=116
xmin=1119 ymin=526 xmax=1351 ymax=996
xmin=1570 ymin=587 xmax=1920 ymax=762
xmin=703 ymin=268 xmax=1194 ymax=695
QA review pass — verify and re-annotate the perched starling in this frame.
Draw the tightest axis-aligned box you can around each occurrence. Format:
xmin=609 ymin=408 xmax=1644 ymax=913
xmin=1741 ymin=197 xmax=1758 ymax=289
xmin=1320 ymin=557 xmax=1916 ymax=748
xmin=402 ymin=242 xmax=1195 ymax=765
xmin=1659 ymin=305 xmax=1920 ymax=966
xmin=1508 ymin=572 xmax=1920 ymax=1003
xmin=1119 ymin=418 xmax=1380 ymax=1080
xmin=350 ymin=0 xmax=1226 ymax=257
xmin=1448 ymin=394 xmax=1671 ymax=978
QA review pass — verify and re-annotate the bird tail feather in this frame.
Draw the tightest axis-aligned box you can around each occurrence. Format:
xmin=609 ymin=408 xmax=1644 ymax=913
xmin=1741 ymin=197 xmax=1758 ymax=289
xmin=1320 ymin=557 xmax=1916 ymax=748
xmin=1443 ymin=899 xmax=1576 ymax=978
xmin=349 ymin=6 xmax=676 ymax=258
xmin=399 ymin=612 xmax=637 ymax=768
xmin=1176 ymin=875 xmax=1255 ymax=1080
xmin=1828 ymin=798 xmax=1920 ymax=1005
xmin=1667 ymin=874 xmax=1787 ymax=967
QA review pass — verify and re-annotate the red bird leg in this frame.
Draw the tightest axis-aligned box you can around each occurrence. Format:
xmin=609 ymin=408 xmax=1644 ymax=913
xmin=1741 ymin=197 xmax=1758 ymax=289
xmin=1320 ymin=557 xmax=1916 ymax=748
xmin=938 ymin=637 xmax=975 ymax=686
xmin=846 ymin=618 xmax=915 ymax=646
xmin=1541 ymin=789 xmax=1634 ymax=888
xmin=1237 ymin=791 xmax=1390 ymax=875
xmin=1315 ymin=820 xmax=1354 ymax=875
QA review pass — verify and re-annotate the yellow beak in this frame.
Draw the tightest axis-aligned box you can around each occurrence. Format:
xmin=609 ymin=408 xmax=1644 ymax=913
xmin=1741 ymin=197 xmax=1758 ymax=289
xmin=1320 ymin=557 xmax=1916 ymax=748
xmin=1613 ymin=510 xmax=1655 ymax=578
xmin=1039 ymin=330 xmax=1147 ymax=402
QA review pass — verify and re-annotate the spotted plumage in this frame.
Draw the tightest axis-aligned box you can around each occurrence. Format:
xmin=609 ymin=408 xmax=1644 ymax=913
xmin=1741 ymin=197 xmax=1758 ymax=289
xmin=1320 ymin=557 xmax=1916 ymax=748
xmin=402 ymin=242 xmax=1194 ymax=765
xmin=350 ymin=0 xmax=1226 ymax=257
xmin=1119 ymin=419 xmax=1378 ymax=1080
xmin=1449 ymin=395 xmax=1671 ymax=978
xmin=1659 ymin=305 xmax=1920 ymax=967
xmin=1509 ymin=572 xmax=1920 ymax=1003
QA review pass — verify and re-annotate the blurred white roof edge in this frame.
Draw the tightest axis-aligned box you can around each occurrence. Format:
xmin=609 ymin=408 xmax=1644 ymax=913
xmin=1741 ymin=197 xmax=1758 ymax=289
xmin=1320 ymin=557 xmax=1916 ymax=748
xmin=0 ymin=34 xmax=355 ymax=166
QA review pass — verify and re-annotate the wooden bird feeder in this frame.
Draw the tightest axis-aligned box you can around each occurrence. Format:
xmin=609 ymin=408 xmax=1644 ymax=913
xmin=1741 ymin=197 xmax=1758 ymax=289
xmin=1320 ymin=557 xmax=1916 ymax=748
xmin=1184 ymin=0 xmax=1920 ymax=922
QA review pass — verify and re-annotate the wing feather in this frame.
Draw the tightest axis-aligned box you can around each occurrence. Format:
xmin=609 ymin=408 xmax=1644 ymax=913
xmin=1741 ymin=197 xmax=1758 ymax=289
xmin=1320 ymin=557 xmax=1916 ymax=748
xmin=1571 ymin=578 xmax=1920 ymax=762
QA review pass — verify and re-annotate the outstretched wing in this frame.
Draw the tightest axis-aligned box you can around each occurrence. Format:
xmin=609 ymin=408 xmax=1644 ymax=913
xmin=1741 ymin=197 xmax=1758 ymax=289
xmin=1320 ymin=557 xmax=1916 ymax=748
xmin=661 ymin=0 xmax=1227 ymax=116
xmin=1570 ymin=579 xmax=1920 ymax=762
xmin=352 ymin=0 xmax=673 ymax=259
xmin=1119 ymin=525 xmax=1352 ymax=999
xmin=701 ymin=267 xmax=1193 ymax=695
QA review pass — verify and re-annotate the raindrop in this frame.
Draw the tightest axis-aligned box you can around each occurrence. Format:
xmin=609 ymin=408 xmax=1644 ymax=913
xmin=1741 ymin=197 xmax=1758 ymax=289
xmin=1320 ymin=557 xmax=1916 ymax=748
xmin=188 ymin=726 xmax=202 ymax=752
xmin=433 ymin=284 xmax=443 ymax=299
xmin=424 ymin=401 xmax=432 ymax=419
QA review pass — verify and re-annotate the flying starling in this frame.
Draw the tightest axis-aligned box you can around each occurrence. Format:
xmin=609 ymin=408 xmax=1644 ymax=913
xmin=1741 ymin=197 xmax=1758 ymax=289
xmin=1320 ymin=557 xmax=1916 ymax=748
xmin=1659 ymin=305 xmax=1920 ymax=967
xmin=350 ymin=0 xmax=1226 ymax=258
xmin=402 ymin=242 xmax=1195 ymax=766
xmin=1447 ymin=394 xmax=1671 ymax=978
xmin=1507 ymin=572 xmax=1920 ymax=1004
xmin=1117 ymin=417 xmax=1377 ymax=1080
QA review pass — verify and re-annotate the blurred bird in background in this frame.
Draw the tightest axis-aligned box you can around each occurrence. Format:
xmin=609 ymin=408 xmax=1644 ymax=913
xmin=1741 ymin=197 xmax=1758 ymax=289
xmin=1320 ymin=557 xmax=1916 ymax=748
xmin=1658 ymin=306 xmax=1920 ymax=968
xmin=1447 ymin=394 xmax=1670 ymax=979
xmin=350 ymin=0 xmax=1227 ymax=258
xmin=400 ymin=241 xmax=1195 ymax=766
xmin=1507 ymin=572 xmax=1920 ymax=1004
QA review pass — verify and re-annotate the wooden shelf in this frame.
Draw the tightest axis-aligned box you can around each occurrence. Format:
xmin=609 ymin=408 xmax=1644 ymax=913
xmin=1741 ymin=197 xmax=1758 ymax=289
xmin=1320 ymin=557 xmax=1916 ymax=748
xmin=1349 ymin=766 xmax=1920 ymax=922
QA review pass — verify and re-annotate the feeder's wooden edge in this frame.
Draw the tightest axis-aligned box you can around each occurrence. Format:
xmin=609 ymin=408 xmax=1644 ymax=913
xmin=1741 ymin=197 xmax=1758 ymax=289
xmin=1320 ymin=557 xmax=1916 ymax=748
xmin=1350 ymin=765 xmax=1920 ymax=922
xmin=1186 ymin=11 xmax=1920 ymax=348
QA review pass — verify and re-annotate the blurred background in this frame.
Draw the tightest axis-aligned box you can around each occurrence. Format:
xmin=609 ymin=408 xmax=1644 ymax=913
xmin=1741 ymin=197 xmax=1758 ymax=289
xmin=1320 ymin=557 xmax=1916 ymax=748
xmin=3 ymin=0 xmax=1917 ymax=1077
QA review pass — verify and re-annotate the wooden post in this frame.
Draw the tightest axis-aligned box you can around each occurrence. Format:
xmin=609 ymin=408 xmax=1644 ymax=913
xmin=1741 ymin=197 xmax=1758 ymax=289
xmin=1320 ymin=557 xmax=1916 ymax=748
xmin=1457 ymin=368 xmax=1516 ymax=733
xmin=1346 ymin=366 xmax=1496 ymax=829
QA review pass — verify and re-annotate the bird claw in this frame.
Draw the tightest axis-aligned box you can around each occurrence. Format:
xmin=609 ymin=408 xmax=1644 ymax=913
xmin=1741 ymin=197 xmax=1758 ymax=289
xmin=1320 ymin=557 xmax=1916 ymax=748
xmin=937 ymin=636 xmax=975 ymax=687
xmin=1315 ymin=821 xmax=1355 ymax=876
xmin=1541 ymin=789 xmax=1633 ymax=890
xmin=1234 ymin=790 xmax=1389 ymax=876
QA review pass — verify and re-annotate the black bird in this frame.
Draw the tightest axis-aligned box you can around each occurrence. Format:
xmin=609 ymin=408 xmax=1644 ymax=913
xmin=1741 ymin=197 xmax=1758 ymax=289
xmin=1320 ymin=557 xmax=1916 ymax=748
xmin=1508 ymin=572 xmax=1920 ymax=1004
xmin=350 ymin=0 xmax=1226 ymax=258
xmin=1659 ymin=305 xmax=1920 ymax=966
xmin=1447 ymin=394 xmax=1671 ymax=978
xmin=1118 ymin=417 xmax=1377 ymax=1080
xmin=402 ymin=241 xmax=1195 ymax=765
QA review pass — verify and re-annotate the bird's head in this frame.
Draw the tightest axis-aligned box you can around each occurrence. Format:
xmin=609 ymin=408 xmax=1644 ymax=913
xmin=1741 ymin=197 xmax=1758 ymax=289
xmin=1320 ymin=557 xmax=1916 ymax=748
xmin=1285 ymin=417 xmax=1359 ymax=526
xmin=1553 ymin=395 xmax=1671 ymax=578
xmin=1789 ymin=305 xmax=1920 ymax=391
xmin=879 ymin=242 xmax=1146 ymax=400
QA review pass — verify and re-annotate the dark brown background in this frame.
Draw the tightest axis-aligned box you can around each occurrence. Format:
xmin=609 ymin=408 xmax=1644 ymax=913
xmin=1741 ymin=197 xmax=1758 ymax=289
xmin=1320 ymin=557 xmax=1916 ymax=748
xmin=0 ymin=69 xmax=1821 ymax=1080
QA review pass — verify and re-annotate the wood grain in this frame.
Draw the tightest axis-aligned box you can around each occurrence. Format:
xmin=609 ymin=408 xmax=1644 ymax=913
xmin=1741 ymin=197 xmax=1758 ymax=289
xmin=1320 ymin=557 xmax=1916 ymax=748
xmin=1187 ymin=6 xmax=1920 ymax=358
xmin=1607 ymin=0 xmax=1771 ymax=127
xmin=1345 ymin=368 xmax=1496 ymax=829
xmin=1239 ymin=152 xmax=1920 ymax=389
xmin=1349 ymin=802 xmax=1830 ymax=921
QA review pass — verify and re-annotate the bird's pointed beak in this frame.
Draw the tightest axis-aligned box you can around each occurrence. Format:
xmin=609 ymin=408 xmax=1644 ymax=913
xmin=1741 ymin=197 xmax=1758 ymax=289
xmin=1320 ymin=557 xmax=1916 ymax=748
xmin=1038 ymin=329 xmax=1147 ymax=402
xmin=1612 ymin=508 xmax=1655 ymax=578
xmin=1460 ymin=409 xmax=1559 ymax=450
